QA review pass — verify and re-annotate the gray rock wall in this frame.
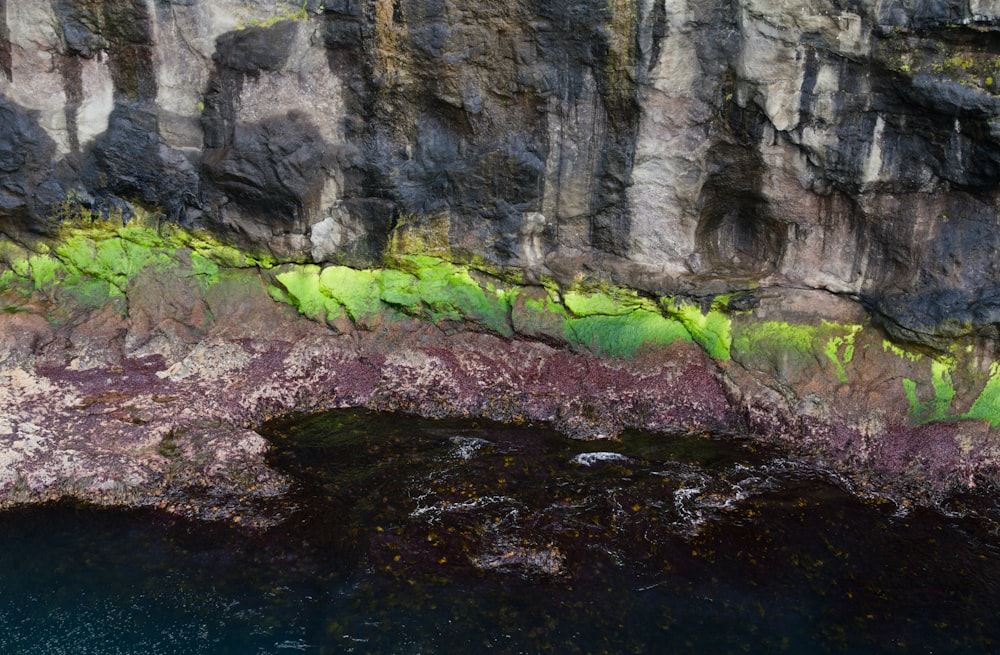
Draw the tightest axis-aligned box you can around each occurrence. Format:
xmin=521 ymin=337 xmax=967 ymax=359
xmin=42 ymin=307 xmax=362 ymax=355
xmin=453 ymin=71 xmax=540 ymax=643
xmin=4 ymin=0 xmax=1000 ymax=348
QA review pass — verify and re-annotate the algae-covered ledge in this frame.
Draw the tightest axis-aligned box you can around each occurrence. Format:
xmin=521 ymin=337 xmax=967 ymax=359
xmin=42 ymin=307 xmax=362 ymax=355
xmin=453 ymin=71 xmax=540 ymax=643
xmin=2 ymin=213 xmax=1000 ymax=515
xmin=4 ymin=215 xmax=1000 ymax=433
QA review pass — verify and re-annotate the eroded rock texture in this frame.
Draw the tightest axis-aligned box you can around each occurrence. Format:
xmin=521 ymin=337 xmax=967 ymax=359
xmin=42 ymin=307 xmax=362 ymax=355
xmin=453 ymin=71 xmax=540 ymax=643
xmin=3 ymin=0 xmax=1000 ymax=347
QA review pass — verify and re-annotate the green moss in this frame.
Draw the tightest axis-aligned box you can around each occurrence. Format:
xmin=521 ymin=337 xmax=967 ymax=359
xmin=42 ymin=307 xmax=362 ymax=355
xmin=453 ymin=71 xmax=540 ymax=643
xmin=731 ymin=320 xmax=862 ymax=380
xmin=379 ymin=269 xmax=422 ymax=308
xmin=566 ymin=310 xmax=690 ymax=357
xmin=964 ymin=361 xmax=1000 ymax=426
xmin=884 ymin=342 xmax=963 ymax=425
xmin=387 ymin=212 xmax=451 ymax=259
xmin=275 ymin=265 xmax=342 ymax=323
xmin=53 ymin=233 xmax=176 ymax=295
xmin=877 ymin=34 xmax=1000 ymax=95
xmin=0 ymin=270 xmax=21 ymax=291
xmin=523 ymin=293 xmax=568 ymax=319
xmin=272 ymin=257 xmax=517 ymax=335
xmin=931 ymin=359 xmax=957 ymax=416
xmin=27 ymin=255 xmax=63 ymax=292
xmin=732 ymin=321 xmax=824 ymax=366
xmin=412 ymin=260 xmax=515 ymax=336
xmin=0 ymin=212 xmax=282 ymax=320
xmin=902 ymin=378 xmax=920 ymax=413
xmin=189 ymin=251 xmax=221 ymax=289
xmin=663 ymin=300 xmax=732 ymax=361
xmin=237 ymin=0 xmax=309 ymax=29
xmin=24 ymin=208 xmax=1000 ymax=430
xmin=823 ymin=324 xmax=862 ymax=383
xmin=318 ymin=266 xmax=382 ymax=323
xmin=10 ymin=256 xmax=30 ymax=279
xmin=564 ymin=289 xmax=634 ymax=316
xmin=518 ymin=284 xmax=695 ymax=356
xmin=885 ymin=341 xmax=1000 ymax=427
xmin=883 ymin=339 xmax=923 ymax=363
xmin=903 ymin=359 xmax=957 ymax=424
xmin=515 ymin=293 xmax=572 ymax=341
xmin=270 ymin=257 xmax=712 ymax=355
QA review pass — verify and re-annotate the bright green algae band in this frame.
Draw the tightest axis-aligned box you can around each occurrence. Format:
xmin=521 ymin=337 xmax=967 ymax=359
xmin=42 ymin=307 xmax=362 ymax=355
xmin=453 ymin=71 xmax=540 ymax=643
xmin=11 ymin=220 xmax=1000 ymax=428
xmin=0 ymin=221 xmax=729 ymax=359
xmin=270 ymin=255 xmax=516 ymax=337
xmin=727 ymin=320 xmax=1000 ymax=427
xmin=0 ymin=221 xmax=274 ymax=317
xmin=270 ymin=257 xmax=732 ymax=359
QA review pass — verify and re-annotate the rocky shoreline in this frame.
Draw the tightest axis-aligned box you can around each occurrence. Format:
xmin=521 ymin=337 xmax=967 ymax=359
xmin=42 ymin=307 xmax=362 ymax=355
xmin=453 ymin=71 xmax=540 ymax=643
xmin=2 ymin=221 xmax=999 ymax=527
xmin=8 ymin=1 xmax=1000 ymax=525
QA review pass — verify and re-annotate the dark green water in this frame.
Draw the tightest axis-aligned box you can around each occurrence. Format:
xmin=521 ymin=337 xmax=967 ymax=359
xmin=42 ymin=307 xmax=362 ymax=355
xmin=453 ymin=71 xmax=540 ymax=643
xmin=2 ymin=409 xmax=1000 ymax=654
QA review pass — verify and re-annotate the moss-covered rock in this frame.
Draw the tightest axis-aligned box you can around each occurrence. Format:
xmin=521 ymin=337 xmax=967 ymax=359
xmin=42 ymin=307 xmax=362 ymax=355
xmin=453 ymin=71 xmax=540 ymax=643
xmin=17 ymin=215 xmax=1000 ymax=436
xmin=0 ymin=218 xmax=275 ymax=323
xmin=731 ymin=320 xmax=863 ymax=384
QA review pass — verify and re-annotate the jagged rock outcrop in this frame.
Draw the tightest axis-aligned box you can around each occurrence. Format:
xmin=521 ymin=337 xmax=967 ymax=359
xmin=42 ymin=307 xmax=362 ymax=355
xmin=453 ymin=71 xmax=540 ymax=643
xmin=6 ymin=0 xmax=1000 ymax=507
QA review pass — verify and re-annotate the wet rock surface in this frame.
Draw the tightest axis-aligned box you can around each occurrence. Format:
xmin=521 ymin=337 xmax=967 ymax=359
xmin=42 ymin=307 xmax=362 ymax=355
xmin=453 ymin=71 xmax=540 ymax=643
xmin=0 ymin=233 xmax=743 ymax=520
xmin=5 ymin=1 xmax=1000 ymax=515
xmin=0 ymin=225 xmax=997 ymax=520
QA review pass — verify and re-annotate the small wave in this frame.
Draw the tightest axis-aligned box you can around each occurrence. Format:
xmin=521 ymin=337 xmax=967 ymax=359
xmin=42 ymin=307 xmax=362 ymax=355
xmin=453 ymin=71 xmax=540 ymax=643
xmin=471 ymin=541 xmax=565 ymax=576
xmin=410 ymin=494 xmax=522 ymax=520
xmin=448 ymin=436 xmax=492 ymax=460
xmin=570 ymin=452 xmax=632 ymax=467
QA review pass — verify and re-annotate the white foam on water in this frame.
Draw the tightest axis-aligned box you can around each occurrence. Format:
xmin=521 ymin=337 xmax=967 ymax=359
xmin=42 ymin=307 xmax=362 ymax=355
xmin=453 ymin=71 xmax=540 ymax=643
xmin=570 ymin=452 xmax=632 ymax=466
xmin=274 ymin=639 xmax=313 ymax=651
xmin=448 ymin=436 xmax=492 ymax=460
xmin=410 ymin=494 xmax=522 ymax=521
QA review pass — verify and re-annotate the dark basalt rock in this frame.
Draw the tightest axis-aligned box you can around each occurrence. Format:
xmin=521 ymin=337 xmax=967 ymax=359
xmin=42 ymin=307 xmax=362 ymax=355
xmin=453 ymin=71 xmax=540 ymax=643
xmin=87 ymin=104 xmax=200 ymax=222
xmin=0 ymin=98 xmax=62 ymax=236
xmin=6 ymin=0 xmax=1000 ymax=350
xmin=202 ymin=112 xmax=326 ymax=237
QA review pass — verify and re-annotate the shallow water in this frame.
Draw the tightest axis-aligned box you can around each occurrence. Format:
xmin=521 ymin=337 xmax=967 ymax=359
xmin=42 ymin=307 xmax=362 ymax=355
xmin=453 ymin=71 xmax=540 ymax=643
xmin=2 ymin=409 xmax=1000 ymax=654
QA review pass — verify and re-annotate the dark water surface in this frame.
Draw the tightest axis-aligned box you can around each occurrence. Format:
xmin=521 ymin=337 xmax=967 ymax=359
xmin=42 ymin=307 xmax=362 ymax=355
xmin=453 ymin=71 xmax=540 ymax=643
xmin=2 ymin=410 xmax=1000 ymax=654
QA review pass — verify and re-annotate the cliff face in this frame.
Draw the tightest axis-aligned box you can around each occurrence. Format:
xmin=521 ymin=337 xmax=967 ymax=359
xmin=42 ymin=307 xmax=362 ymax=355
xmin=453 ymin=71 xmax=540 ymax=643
xmin=4 ymin=1 xmax=1000 ymax=508
xmin=5 ymin=0 xmax=1000 ymax=345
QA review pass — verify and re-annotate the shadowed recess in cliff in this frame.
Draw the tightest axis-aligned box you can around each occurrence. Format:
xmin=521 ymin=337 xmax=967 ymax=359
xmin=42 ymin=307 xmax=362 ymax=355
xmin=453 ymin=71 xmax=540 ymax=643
xmin=695 ymin=108 xmax=786 ymax=276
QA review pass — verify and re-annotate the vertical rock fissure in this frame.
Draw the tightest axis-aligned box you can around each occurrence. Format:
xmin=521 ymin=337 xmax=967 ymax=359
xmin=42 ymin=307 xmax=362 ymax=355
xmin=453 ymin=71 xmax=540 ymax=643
xmin=0 ymin=0 xmax=11 ymax=82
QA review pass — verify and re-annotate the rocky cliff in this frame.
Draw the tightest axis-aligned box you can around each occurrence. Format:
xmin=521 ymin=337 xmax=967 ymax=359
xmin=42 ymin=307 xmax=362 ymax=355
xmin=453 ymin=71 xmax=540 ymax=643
xmin=4 ymin=0 xmax=1000 ymax=514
